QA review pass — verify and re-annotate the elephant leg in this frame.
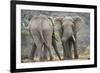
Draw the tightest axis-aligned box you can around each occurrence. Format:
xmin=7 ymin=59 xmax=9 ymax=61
xmin=65 ymin=41 xmax=72 ymax=59
xmin=67 ymin=36 xmax=75 ymax=59
xmin=62 ymin=40 xmax=72 ymax=60
xmin=48 ymin=48 xmax=53 ymax=61
xmin=37 ymin=44 xmax=43 ymax=61
xmin=62 ymin=41 xmax=65 ymax=59
xmin=42 ymin=45 xmax=48 ymax=61
xmin=68 ymin=40 xmax=72 ymax=59
xmin=40 ymin=45 xmax=45 ymax=61
xmin=44 ymin=43 xmax=53 ymax=61
xmin=73 ymin=41 xmax=79 ymax=59
xmin=72 ymin=35 xmax=79 ymax=59
xmin=62 ymin=41 xmax=68 ymax=60
xmin=31 ymin=30 xmax=43 ymax=61
xmin=29 ymin=43 xmax=36 ymax=61
xmin=42 ymin=29 xmax=53 ymax=61
xmin=52 ymin=37 xmax=61 ymax=60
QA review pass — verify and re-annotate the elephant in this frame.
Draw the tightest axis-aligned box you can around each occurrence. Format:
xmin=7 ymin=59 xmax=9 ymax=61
xmin=22 ymin=15 xmax=61 ymax=61
xmin=54 ymin=16 xmax=83 ymax=60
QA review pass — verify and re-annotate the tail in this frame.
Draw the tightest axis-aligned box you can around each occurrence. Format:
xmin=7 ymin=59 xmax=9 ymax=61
xmin=39 ymin=30 xmax=45 ymax=47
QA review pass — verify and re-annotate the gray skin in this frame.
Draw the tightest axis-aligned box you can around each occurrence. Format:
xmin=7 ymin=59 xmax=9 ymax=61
xmin=23 ymin=15 xmax=61 ymax=61
xmin=54 ymin=16 xmax=83 ymax=59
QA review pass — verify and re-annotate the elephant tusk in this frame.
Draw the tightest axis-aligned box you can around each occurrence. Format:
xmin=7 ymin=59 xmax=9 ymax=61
xmin=72 ymin=35 xmax=76 ymax=41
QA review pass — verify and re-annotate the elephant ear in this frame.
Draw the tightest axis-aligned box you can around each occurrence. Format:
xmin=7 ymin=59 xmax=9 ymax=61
xmin=54 ymin=16 xmax=65 ymax=28
xmin=73 ymin=16 xmax=84 ymax=33
xmin=54 ymin=16 xmax=64 ymax=21
xmin=54 ymin=16 xmax=64 ymax=38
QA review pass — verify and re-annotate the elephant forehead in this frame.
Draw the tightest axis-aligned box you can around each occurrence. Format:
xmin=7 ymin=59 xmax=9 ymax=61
xmin=63 ymin=17 xmax=73 ymax=22
xmin=62 ymin=21 xmax=74 ymax=27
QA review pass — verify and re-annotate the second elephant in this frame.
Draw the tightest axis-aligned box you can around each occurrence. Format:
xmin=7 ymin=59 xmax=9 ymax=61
xmin=54 ymin=16 xmax=83 ymax=59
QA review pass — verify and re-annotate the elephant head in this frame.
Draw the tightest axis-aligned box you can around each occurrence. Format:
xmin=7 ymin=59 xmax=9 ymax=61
xmin=54 ymin=16 xmax=84 ymax=42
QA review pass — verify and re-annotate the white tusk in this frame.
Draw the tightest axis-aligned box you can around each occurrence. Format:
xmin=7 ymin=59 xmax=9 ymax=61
xmin=72 ymin=35 xmax=76 ymax=41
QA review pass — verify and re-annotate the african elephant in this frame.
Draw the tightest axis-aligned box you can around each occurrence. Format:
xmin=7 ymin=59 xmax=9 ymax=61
xmin=23 ymin=15 xmax=61 ymax=61
xmin=54 ymin=16 xmax=83 ymax=59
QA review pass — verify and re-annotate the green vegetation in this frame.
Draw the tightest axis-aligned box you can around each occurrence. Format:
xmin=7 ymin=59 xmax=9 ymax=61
xmin=52 ymin=32 xmax=60 ymax=42
xmin=21 ymin=31 xmax=29 ymax=39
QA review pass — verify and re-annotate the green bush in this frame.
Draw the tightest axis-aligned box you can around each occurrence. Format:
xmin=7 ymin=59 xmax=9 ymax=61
xmin=21 ymin=31 xmax=29 ymax=39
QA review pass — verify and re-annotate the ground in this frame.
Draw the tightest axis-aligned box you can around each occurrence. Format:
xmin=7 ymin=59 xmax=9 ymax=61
xmin=21 ymin=46 xmax=90 ymax=63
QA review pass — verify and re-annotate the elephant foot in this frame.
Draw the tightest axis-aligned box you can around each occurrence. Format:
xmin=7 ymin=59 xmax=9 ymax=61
xmin=43 ymin=56 xmax=48 ymax=61
xmin=74 ymin=55 xmax=79 ymax=59
xmin=32 ymin=60 xmax=36 ymax=62
xmin=40 ymin=57 xmax=45 ymax=62
xmin=28 ymin=58 xmax=33 ymax=61
xmin=40 ymin=59 xmax=48 ymax=62
xmin=40 ymin=56 xmax=48 ymax=61
xmin=63 ymin=57 xmax=68 ymax=60
xmin=49 ymin=56 xmax=53 ymax=61
xmin=74 ymin=57 xmax=79 ymax=59
xmin=63 ymin=56 xmax=73 ymax=60
xmin=29 ymin=58 xmax=36 ymax=62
